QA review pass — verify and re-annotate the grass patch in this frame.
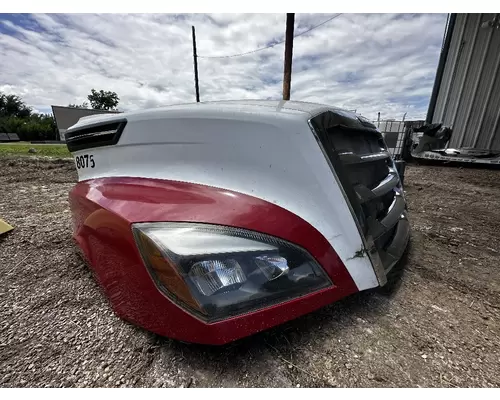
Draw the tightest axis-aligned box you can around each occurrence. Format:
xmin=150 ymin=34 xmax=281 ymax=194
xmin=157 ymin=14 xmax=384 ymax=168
xmin=0 ymin=143 xmax=71 ymax=158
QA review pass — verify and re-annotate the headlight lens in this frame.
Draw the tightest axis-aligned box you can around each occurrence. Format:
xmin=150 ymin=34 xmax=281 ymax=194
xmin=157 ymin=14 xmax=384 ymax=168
xmin=132 ymin=223 xmax=332 ymax=322
xmin=189 ymin=259 xmax=246 ymax=296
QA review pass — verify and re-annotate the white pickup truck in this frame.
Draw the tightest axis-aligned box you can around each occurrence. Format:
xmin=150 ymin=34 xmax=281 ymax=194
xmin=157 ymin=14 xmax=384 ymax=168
xmin=65 ymin=100 xmax=409 ymax=345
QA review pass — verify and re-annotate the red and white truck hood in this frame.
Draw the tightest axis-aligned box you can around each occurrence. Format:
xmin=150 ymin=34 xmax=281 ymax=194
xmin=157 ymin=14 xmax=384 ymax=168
xmin=66 ymin=101 xmax=382 ymax=291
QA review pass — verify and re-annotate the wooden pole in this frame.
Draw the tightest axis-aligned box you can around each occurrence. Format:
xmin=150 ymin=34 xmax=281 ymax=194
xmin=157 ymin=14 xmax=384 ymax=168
xmin=282 ymin=13 xmax=295 ymax=101
xmin=192 ymin=26 xmax=200 ymax=102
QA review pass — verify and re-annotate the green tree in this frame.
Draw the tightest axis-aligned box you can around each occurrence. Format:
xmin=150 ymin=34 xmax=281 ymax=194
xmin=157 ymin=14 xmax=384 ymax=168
xmin=0 ymin=91 xmax=57 ymax=140
xmin=68 ymin=102 xmax=89 ymax=109
xmin=0 ymin=92 xmax=32 ymax=118
xmin=87 ymin=89 xmax=119 ymax=110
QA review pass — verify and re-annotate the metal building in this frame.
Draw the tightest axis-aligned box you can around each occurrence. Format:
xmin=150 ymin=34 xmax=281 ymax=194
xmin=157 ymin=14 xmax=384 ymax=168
xmin=427 ymin=13 xmax=500 ymax=151
xmin=51 ymin=105 xmax=121 ymax=141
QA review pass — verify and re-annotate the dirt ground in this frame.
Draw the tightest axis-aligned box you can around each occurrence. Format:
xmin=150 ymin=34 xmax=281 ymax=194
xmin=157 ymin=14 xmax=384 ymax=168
xmin=1 ymin=156 xmax=499 ymax=388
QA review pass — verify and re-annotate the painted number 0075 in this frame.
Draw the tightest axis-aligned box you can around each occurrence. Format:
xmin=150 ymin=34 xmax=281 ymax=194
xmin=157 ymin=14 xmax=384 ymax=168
xmin=75 ymin=154 xmax=95 ymax=169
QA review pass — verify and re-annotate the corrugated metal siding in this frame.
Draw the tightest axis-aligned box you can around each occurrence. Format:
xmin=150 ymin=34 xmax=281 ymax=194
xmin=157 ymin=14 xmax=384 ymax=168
xmin=432 ymin=13 xmax=500 ymax=151
xmin=433 ymin=14 xmax=466 ymax=124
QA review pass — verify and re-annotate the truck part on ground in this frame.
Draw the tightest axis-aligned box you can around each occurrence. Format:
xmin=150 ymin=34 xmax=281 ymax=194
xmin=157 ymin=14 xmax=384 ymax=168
xmin=0 ymin=218 xmax=14 ymax=236
xmin=410 ymin=123 xmax=500 ymax=165
xmin=66 ymin=100 xmax=410 ymax=345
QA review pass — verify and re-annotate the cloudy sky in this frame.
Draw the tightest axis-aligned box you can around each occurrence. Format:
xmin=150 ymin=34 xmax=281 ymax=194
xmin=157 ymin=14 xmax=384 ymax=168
xmin=0 ymin=13 xmax=448 ymax=120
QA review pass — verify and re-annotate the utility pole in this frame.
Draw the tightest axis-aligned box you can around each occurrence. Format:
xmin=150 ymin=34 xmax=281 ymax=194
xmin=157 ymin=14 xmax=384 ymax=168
xmin=282 ymin=13 xmax=295 ymax=101
xmin=192 ymin=26 xmax=200 ymax=102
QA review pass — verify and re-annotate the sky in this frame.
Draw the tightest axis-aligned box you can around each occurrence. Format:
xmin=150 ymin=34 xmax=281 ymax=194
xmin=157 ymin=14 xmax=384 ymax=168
xmin=0 ymin=13 xmax=448 ymax=120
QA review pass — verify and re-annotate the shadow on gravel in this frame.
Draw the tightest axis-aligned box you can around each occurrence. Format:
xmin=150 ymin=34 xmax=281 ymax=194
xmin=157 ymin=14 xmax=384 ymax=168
xmin=152 ymin=288 xmax=392 ymax=374
xmin=409 ymin=158 xmax=500 ymax=171
xmin=0 ymin=229 xmax=15 ymax=246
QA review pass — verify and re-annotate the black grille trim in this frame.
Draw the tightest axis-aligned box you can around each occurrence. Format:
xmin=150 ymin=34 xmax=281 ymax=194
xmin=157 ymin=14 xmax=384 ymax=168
xmin=65 ymin=119 xmax=127 ymax=152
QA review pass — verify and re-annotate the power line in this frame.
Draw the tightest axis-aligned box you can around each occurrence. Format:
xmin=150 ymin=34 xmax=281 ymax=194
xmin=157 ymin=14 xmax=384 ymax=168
xmin=197 ymin=13 xmax=343 ymax=59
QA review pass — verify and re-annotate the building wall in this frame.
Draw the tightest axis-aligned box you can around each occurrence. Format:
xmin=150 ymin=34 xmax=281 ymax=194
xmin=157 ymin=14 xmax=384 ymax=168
xmin=51 ymin=106 xmax=122 ymax=141
xmin=432 ymin=13 xmax=500 ymax=151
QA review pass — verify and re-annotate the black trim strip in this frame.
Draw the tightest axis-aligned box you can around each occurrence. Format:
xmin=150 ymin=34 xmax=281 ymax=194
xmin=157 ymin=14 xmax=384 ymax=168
xmin=330 ymin=124 xmax=380 ymax=135
xmin=65 ymin=119 xmax=127 ymax=152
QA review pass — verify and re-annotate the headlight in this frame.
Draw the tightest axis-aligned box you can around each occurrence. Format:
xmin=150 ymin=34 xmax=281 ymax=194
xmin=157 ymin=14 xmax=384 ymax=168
xmin=132 ymin=222 xmax=332 ymax=322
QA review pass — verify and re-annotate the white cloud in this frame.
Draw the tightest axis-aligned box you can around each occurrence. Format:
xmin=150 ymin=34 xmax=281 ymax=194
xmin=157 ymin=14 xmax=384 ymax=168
xmin=0 ymin=13 xmax=447 ymax=120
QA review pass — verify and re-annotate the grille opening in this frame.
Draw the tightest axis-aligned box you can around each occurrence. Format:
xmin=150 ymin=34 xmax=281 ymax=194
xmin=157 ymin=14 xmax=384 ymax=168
xmin=327 ymin=127 xmax=386 ymax=155
xmin=310 ymin=110 xmax=407 ymax=272
xmin=375 ymin=224 xmax=398 ymax=252
xmin=326 ymin=127 xmax=396 ymax=222
xmin=65 ymin=120 xmax=127 ymax=152
xmin=343 ymin=158 xmax=391 ymax=190
xmin=313 ymin=120 xmax=401 ymax=239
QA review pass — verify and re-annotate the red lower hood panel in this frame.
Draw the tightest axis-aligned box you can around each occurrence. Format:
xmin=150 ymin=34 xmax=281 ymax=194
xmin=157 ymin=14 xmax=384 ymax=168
xmin=69 ymin=177 xmax=359 ymax=345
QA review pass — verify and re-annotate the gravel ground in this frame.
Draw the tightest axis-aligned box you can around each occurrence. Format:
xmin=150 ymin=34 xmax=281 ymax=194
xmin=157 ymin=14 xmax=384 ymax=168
xmin=1 ymin=156 xmax=500 ymax=388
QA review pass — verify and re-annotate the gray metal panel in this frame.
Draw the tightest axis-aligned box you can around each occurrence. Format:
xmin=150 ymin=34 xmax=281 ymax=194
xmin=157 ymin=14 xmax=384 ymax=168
xmin=433 ymin=14 xmax=467 ymax=123
xmin=453 ymin=14 xmax=490 ymax=147
xmin=481 ymin=63 xmax=500 ymax=149
xmin=51 ymin=106 xmax=121 ymax=131
xmin=444 ymin=14 xmax=477 ymax=132
xmin=433 ymin=13 xmax=500 ymax=151
xmin=465 ymin=15 xmax=500 ymax=148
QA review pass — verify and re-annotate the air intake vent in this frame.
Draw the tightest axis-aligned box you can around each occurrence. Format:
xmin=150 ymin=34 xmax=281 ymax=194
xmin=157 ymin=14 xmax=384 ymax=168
xmin=65 ymin=119 xmax=127 ymax=152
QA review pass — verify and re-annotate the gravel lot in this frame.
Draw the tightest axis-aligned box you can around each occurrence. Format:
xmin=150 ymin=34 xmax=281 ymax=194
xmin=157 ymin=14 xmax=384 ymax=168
xmin=1 ymin=156 xmax=500 ymax=388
